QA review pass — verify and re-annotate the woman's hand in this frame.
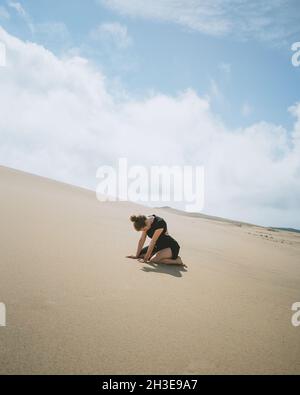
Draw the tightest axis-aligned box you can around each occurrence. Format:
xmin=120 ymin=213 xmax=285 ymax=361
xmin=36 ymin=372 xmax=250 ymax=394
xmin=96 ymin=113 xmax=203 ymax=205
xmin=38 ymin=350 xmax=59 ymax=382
xmin=138 ymin=257 xmax=150 ymax=263
xmin=126 ymin=254 xmax=139 ymax=259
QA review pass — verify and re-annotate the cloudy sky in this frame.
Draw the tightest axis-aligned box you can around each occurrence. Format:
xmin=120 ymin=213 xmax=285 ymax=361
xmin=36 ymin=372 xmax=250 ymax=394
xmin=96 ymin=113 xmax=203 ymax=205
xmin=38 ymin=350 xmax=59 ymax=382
xmin=0 ymin=0 xmax=300 ymax=228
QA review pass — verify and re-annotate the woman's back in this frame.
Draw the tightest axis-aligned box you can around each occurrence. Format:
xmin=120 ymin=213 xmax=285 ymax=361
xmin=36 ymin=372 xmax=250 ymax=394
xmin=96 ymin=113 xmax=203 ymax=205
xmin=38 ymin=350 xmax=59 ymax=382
xmin=146 ymin=214 xmax=168 ymax=238
xmin=147 ymin=214 xmax=179 ymax=250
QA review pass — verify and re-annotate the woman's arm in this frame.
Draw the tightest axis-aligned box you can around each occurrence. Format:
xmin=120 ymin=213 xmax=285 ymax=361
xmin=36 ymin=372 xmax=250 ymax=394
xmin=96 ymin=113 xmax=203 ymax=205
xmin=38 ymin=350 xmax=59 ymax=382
xmin=126 ymin=231 xmax=147 ymax=259
xmin=135 ymin=230 xmax=147 ymax=257
xmin=143 ymin=228 xmax=163 ymax=261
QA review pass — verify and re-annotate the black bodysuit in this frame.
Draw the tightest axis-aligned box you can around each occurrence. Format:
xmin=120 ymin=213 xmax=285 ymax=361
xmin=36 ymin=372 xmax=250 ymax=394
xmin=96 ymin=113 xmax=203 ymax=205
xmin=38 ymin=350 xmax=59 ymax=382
xmin=139 ymin=214 xmax=180 ymax=259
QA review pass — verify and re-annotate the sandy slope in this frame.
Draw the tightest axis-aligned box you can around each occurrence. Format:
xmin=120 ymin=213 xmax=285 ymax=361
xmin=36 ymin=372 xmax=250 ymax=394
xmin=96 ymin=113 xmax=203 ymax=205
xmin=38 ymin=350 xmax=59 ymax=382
xmin=0 ymin=165 xmax=299 ymax=374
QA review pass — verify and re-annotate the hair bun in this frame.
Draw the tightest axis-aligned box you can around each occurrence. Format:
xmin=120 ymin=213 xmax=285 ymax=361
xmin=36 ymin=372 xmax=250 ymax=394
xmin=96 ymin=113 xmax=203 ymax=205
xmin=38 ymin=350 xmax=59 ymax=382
xmin=130 ymin=214 xmax=147 ymax=230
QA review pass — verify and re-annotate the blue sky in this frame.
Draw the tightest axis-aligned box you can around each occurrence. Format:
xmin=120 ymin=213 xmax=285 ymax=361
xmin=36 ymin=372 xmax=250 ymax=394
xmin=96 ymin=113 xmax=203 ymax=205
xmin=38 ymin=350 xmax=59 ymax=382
xmin=1 ymin=0 xmax=299 ymax=129
xmin=0 ymin=0 xmax=300 ymax=227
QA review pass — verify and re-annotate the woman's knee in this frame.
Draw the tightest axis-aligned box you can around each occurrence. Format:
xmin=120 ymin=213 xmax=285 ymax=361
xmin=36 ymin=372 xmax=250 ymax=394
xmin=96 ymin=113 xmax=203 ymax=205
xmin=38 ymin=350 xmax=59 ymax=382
xmin=149 ymin=254 xmax=160 ymax=263
xmin=150 ymin=249 xmax=172 ymax=262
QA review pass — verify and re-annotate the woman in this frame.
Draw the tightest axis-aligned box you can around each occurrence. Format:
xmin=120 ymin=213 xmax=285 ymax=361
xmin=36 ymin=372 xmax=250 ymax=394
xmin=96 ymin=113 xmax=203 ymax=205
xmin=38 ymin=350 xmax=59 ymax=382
xmin=126 ymin=214 xmax=185 ymax=266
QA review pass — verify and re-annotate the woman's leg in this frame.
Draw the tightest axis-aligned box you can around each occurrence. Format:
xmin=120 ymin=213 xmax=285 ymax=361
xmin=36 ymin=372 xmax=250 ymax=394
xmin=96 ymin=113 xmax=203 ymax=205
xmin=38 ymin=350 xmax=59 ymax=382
xmin=138 ymin=245 xmax=157 ymax=259
xmin=150 ymin=248 xmax=184 ymax=265
xmin=160 ymin=256 xmax=184 ymax=265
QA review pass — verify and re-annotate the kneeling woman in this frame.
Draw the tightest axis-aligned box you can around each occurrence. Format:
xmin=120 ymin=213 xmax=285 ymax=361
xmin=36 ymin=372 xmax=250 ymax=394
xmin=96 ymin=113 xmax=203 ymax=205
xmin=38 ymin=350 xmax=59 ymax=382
xmin=127 ymin=214 xmax=185 ymax=265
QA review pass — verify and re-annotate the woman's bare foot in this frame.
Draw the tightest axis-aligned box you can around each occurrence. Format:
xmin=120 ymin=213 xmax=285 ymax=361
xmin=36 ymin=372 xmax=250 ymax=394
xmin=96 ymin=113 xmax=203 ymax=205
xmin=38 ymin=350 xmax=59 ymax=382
xmin=177 ymin=256 xmax=188 ymax=267
xmin=176 ymin=256 xmax=183 ymax=264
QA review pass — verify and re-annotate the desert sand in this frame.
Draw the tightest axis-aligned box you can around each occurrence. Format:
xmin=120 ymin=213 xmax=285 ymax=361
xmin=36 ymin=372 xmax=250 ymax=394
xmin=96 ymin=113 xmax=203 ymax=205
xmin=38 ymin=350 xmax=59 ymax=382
xmin=0 ymin=165 xmax=299 ymax=374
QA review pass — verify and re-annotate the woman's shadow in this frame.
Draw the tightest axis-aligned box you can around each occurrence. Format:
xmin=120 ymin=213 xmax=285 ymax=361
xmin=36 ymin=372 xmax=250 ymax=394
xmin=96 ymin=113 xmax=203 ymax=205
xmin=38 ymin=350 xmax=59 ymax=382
xmin=141 ymin=262 xmax=188 ymax=277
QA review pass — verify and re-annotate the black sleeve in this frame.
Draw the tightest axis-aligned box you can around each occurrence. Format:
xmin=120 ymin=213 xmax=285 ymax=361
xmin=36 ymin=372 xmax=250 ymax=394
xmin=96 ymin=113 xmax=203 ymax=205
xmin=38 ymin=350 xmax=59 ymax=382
xmin=153 ymin=217 xmax=167 ymax=233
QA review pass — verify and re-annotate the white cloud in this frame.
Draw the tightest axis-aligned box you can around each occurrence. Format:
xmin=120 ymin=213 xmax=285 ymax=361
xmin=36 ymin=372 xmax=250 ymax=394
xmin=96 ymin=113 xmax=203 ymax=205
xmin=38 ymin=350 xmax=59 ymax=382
xmin=99 ymin=0 xmax=299 ymax=45
xmin=7 ymin=0 xmax=34 ymax=33
xmin=219 ymin=62 xmax=231 ymax=74
xmin=242 ymin=102 xmax=253 ymax=117
xmin=34 ymin=22 xmax=69 ymax=39
xmin=0 ymin=27 xmax=299 ymax=228
xmin=7 ymin=1 xmax=69 ymax=45
xmin=7 ymin=1 xmax=26 ymax=17
xmin=33 ymin=22 xmax=71 ymax=50
xmin=90 ymin=22 xmax=132 ymax=49
xmin=0 ymin=6 xmax=10 ymax=19
xmin=208 ymin=78 xmax=223 ymax=103
xmin=99 ymin=0 xmax=231 ymax=36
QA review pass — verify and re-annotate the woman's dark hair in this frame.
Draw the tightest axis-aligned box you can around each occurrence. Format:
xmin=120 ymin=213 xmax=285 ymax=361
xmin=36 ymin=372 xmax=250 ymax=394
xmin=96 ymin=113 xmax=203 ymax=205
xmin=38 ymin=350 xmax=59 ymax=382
xmin=130 ymin=214 xmax=147 ymax=231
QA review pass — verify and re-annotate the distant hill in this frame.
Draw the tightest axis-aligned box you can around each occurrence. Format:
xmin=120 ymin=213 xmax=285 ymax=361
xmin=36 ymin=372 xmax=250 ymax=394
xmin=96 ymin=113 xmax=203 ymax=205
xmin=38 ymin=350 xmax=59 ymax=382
xmin=158 ymin=206 xmax=258 ymax=227
xmin=158 ymin=206 xmax=300 ymax=233
xmin=273 ymin=227 xmax=300 ymax=234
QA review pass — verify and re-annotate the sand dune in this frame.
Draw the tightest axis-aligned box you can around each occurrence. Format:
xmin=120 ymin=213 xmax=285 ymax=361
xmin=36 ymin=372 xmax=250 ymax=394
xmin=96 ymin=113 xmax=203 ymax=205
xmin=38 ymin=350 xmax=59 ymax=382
xmin=0 ymin=165 xmax=299 ymax=374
